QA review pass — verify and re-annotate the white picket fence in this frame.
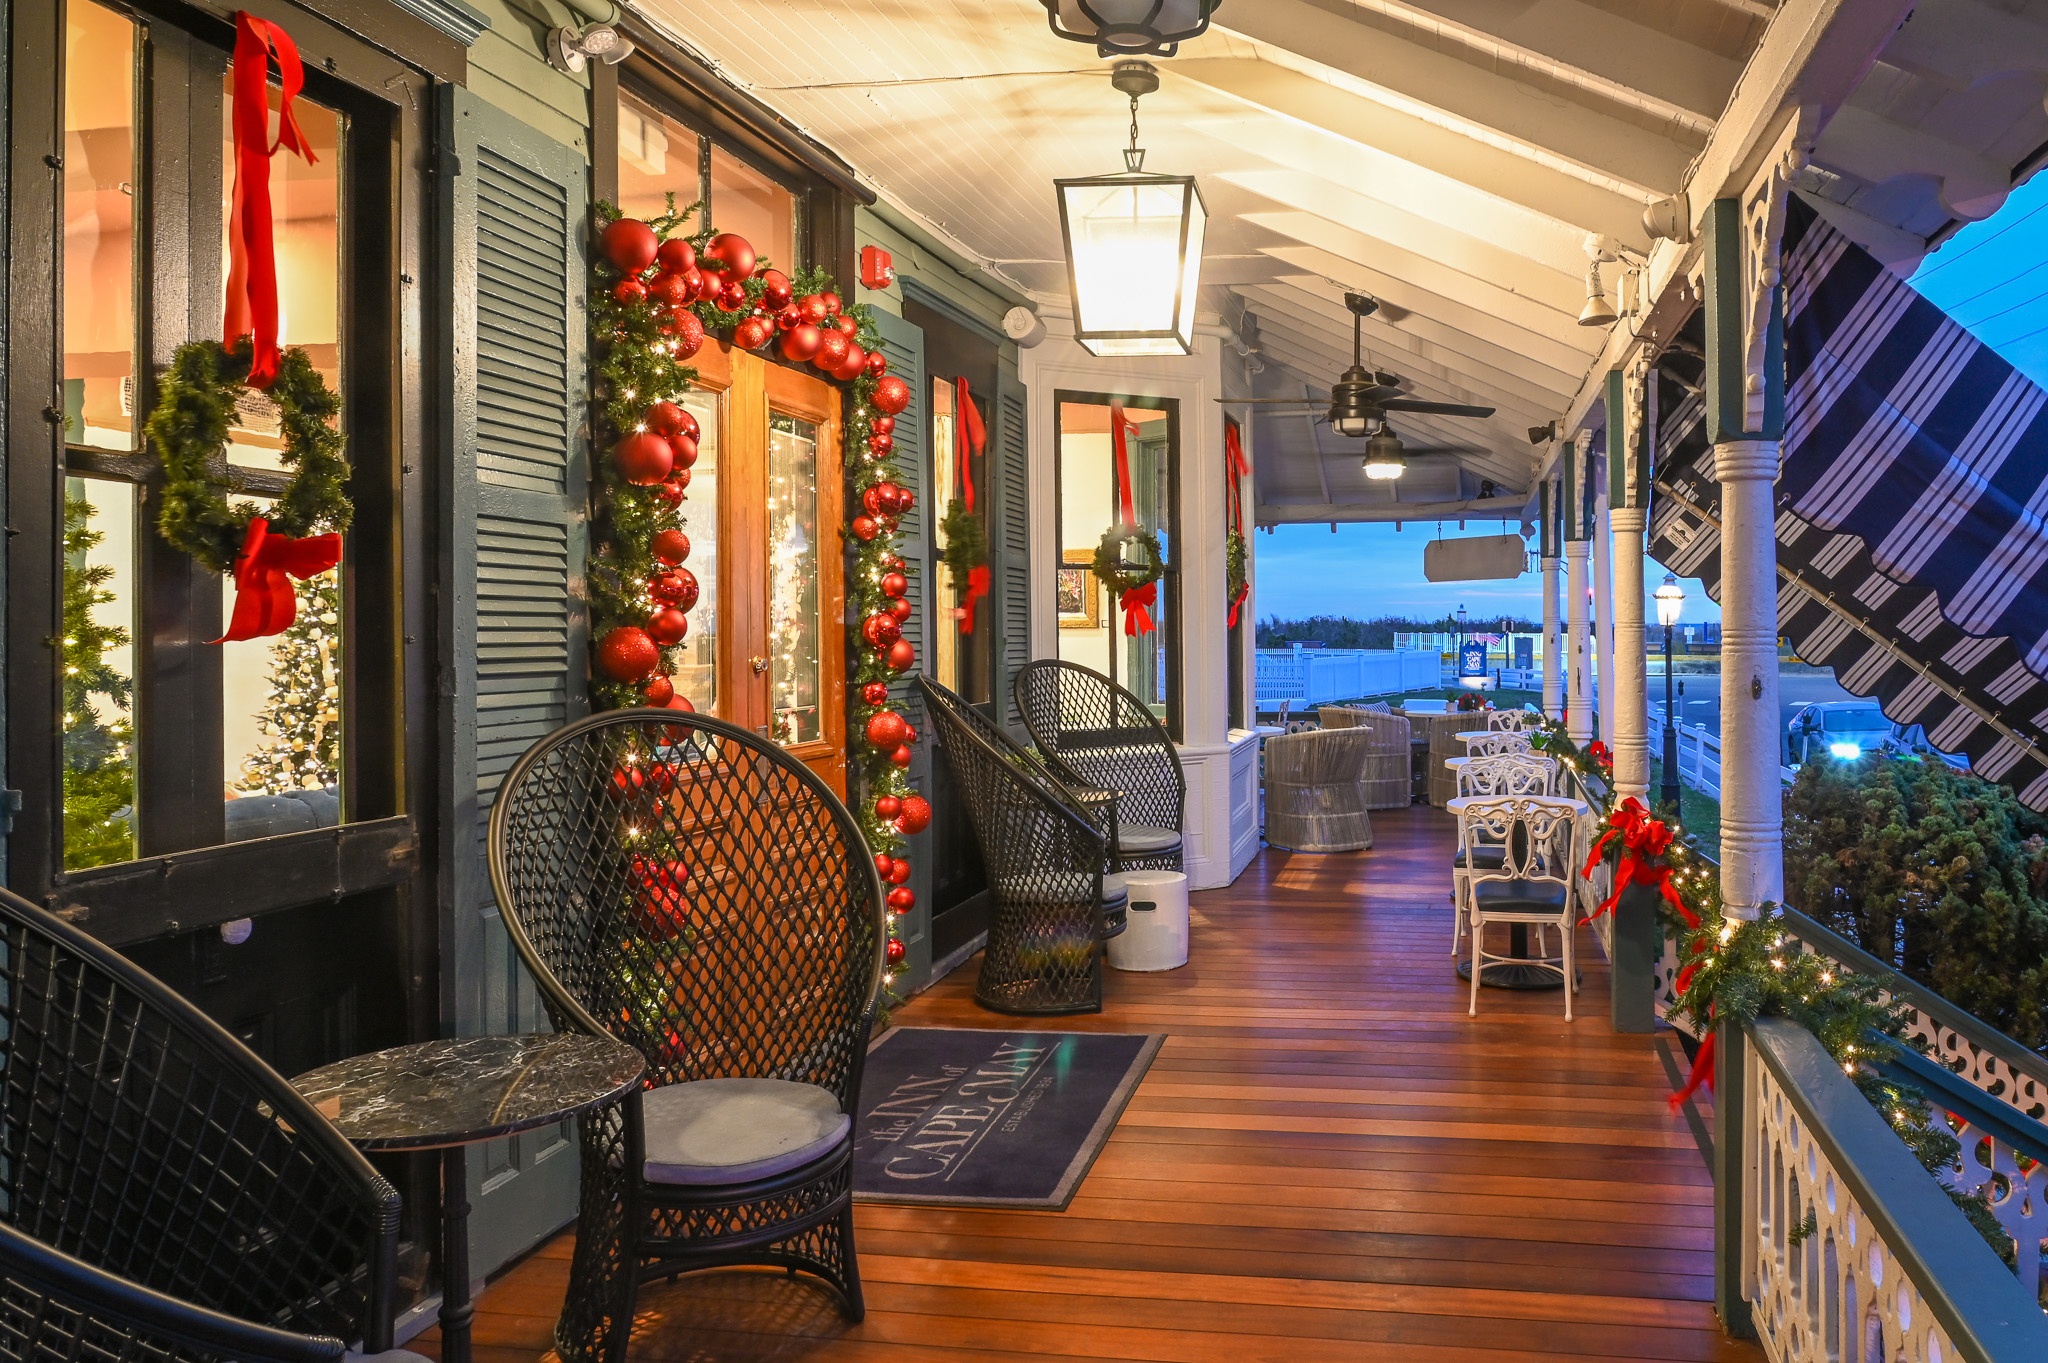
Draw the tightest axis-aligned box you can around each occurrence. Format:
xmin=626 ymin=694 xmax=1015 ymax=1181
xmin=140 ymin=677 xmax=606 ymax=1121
xmin=1254 ymin=648 xmax=1441 ymax=708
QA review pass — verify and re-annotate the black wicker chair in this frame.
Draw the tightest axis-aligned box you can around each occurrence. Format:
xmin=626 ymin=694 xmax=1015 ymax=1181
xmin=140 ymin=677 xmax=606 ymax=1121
xmin=919 ymin=677 xmax=1127 ymax=1016
xmin=486 ymin=711 xmax=885 ymax=1363
xmin=0 ymin=886 xmax=401 ymax=1362
xmin=1013 ymin=660 xmax=1185 ymax=872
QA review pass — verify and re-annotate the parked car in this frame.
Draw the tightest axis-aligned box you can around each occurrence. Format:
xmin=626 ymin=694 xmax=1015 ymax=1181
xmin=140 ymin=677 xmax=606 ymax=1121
xmin=1786 ymin=701 xmax=1895 ymax=767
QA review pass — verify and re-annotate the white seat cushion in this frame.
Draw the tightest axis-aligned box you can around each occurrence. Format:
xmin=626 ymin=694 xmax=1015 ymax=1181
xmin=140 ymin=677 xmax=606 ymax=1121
xmin=1117 ymin=824 xmax=1180 ymax=854
xmin=641 ymin=1078 xmax=849 ymax=1186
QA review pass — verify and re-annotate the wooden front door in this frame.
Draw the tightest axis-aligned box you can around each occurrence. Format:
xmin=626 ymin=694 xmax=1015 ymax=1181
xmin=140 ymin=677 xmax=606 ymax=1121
xmin=677 ymin=341 xmax=847 ymax=795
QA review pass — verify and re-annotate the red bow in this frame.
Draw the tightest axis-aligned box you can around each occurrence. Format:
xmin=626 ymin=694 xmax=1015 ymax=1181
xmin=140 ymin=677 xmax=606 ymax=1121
xmin=1121 ymin=582 xmax=1157 ymax=636
xmin=959 ymin=564 xmax=991 ymax=633
xmin=225 ymin=12 xmax=316 ymax=389
xmin=1580 ymin=797 xmax=1689 ymax=923
xmin=1586 ymin=740 xmax=1613 ymax=769
xmin=1224 ymin=423 xmax=1251 ymax=629
xmin=214 ymin=517 xmax=342 ymax=642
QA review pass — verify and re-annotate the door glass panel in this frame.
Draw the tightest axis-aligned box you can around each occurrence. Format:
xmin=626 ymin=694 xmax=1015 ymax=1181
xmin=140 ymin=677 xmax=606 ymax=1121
xmin=220 ymin=74 xmax=345 ymax=471
xmin=222 ymin=497 xmax=343 ymax=840
xmin=709 ymin=146 xmax=795 ymax=272
xmin=62 ymin=479 xmax=137 ymax=869
xmin=767 ymin=412 xmax=821 ymax=746
xmin=676 ymin=388 xmax=720 ymax=714
xmin=62 ymin=1 xmax=138 ymax=451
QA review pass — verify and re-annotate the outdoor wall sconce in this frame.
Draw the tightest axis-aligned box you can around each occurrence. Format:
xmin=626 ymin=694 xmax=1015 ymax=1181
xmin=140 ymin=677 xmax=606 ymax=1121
xmin=1038 ymin=0 xmax=1223 ymax=57
xmin=1054 ymin=61 xmax=1207 ymax=357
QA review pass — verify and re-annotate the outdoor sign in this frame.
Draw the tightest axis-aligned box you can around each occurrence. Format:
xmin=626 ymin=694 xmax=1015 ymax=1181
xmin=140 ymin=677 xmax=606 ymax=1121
xmin=1515 ymin=636 xmax=1533 ymax=671
xmin=1457 ymin=642 xmax=1487 ymax=681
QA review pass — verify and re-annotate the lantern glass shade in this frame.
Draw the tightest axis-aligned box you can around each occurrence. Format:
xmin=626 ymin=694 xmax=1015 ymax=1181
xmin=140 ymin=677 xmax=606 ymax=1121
xmin=1056 ymin=172 xmax=1206 ymax=357
xmin=1655 ymin=574 xmax=1686 ymax=628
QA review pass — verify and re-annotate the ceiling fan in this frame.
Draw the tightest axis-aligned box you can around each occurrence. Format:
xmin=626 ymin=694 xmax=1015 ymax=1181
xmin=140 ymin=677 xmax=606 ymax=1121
xmin=1219 ymin=293 xmax=1497 ymax=436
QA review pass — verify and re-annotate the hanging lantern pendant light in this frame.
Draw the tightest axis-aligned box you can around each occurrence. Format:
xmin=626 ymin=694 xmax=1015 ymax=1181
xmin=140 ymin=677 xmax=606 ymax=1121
xmin=1039 ymin=0 xmax=1223 ymax=58
xmin=1055 ymin=61 xmax=1208 ymax=357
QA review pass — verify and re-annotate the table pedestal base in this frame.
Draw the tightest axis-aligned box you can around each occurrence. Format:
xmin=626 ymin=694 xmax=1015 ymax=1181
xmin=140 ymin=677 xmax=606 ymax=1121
xmin=440 ymin=1146 xmax=474 ymax=1363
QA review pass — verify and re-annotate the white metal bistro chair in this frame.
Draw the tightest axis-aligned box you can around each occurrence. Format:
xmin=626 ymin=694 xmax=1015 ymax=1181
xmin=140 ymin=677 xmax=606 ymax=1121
xmin=1462 ymin=730 xmax=1532 ymax=758
xmin=1459 ymin=794 xmax=1582 ymax=1020
xmin=1450 ymin=754 xmax=1558 ymax=957
xmin=1487 ymin=708 xmax=1536 ymax=732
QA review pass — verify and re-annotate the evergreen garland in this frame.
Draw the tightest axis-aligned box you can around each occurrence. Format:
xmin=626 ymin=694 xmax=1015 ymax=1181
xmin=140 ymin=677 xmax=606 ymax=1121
xmin=59 ymin=495 xmax=135 ymax=869
xmin=146 ymin=338 xmax=350 ymax=575
xmin=1225 ymin=527 xmax=1247 ymax=610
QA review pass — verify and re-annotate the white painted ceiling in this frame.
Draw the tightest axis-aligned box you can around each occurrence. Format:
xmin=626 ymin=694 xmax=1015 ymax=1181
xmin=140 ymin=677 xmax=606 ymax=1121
xmin=630 ymin=0 xmax=2048 ymax=522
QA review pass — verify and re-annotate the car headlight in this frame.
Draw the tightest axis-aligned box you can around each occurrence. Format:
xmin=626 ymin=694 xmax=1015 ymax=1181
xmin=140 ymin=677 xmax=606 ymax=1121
xmin=1829 ymin=741 xmax=1862 ymax=760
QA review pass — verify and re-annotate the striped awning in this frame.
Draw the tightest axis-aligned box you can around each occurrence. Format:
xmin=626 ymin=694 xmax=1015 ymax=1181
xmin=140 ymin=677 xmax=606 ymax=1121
xmin=1650 ymin=195 xmax=2048 ymax=809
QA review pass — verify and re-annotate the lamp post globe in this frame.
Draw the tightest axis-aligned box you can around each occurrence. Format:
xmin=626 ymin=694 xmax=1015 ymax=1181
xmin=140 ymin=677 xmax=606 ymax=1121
xmin=1654 ymin=575 xmax=1685 ymax=809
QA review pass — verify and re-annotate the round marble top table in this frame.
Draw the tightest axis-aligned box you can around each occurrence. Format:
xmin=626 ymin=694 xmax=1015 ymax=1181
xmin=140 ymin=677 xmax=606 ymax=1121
xmin=294 ymin=1033 xmax=644 ymax=1363
xmin=1443 ymin=795 xmax=1589 ymax=990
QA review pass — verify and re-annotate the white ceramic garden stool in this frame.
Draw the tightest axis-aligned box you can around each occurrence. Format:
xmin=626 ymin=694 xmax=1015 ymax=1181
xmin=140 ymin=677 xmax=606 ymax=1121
xmin=1108 ymin=870 xmax=1189 ymax=971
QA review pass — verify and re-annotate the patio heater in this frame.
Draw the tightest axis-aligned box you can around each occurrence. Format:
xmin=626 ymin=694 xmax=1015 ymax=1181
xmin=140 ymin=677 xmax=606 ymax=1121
xmin=1054 ymin=61 xmax=1207 ymax=357
xmin=1655 ymin=574 xmax=1685 ymax=808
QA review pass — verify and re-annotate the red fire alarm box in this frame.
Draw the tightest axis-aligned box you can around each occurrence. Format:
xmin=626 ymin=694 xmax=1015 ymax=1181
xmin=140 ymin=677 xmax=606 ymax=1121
xmin=860 ymin=245 xmax=896 ymax=291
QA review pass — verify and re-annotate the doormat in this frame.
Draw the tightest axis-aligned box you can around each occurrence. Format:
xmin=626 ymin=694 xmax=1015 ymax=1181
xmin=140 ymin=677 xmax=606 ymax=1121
xmin=851 ymin=1027 xmax=1162 ymax=1209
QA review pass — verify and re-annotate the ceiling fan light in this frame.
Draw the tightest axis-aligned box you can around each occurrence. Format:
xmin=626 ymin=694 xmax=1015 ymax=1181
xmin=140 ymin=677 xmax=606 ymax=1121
xmin=1363 ymin=430 xmax=1405 ymax=480
xmin=1040 ymin=0 xmax=1222 ymax=56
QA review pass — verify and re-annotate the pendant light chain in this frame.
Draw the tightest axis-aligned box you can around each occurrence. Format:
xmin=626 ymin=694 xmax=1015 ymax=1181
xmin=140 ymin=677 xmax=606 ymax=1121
xmin=1124 ymin=91 xmax=1146 ymax=173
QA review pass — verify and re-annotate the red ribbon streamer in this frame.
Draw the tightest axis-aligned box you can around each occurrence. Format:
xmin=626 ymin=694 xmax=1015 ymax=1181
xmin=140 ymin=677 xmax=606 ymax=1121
xmin=225 ymin=12 xmax=316 ymax=390
xmin=1671 ymin=1028 xmax=1717 ymax=1111
xmin=1225 ymin=421 xmax=1252 ymax=628
xmin=213 ymin=517 xmax=341 ymax=643
xmin=1109 ymin=404 xmax=1158 ymax=635
xmin=953 ymin=379 xmax=990 ymax=632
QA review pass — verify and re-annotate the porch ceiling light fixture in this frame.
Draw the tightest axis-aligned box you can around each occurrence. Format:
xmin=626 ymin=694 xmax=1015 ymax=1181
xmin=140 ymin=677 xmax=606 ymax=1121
xmin=1577 ymin=235 xmax=1619 ymax=328
xmin=548 ymin=21 xmax=633 ymax=74
xmin=1039 ymin=0 xmax=1223 ymax=57
xmin=1362 ymin=431 xmax=1406 ymax=480
xmin=1055 ymin=61 xmax=1207 ymax=357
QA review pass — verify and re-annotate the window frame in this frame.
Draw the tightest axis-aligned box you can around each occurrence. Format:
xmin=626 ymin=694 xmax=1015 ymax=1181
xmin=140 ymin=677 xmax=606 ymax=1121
xmin=1051 ymin=389 xmax=1184 ymax=743
xmin=6 ymin=0 xmax=433 ymax=940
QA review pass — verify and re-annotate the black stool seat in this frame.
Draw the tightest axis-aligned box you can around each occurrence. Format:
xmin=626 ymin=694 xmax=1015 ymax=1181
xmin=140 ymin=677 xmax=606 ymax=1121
xmin=1472 ymin=878 xmax=1571 ymax=915
xmin=1453 ymin=845 xmax=1508 ymax=871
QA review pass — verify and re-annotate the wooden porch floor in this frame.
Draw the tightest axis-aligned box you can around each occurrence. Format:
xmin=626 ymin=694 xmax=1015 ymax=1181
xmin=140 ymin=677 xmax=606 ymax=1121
xmin=428 ymin=805 xmax=1761 ymax=1363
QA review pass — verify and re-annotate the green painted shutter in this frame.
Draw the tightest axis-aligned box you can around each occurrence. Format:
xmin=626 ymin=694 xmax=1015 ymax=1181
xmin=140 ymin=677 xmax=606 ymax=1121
xmin=439 ymin=86 xmax=589 ymax=1279
xmin=869 ymin=309 xmax=932 ymax=988
xmin=992 ymin=358 xmax=1031 ymax=734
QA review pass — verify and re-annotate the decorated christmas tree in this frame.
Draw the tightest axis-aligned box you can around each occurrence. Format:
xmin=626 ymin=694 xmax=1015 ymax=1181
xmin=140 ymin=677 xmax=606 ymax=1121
xmin=239 ymin=573 xmax=342 ymax=793
xmin=61 ymin=494 xmax=135 ymax=869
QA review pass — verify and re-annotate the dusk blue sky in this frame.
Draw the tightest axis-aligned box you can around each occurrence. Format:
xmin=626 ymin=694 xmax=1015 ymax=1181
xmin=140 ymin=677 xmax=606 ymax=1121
xmin=1253 ymin=181 xmax=2047 ymax=626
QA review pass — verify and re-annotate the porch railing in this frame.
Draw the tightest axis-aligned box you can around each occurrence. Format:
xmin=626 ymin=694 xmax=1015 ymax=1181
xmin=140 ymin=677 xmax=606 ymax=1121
xmin=1253 ymin=648 xmax=1439 ymax=709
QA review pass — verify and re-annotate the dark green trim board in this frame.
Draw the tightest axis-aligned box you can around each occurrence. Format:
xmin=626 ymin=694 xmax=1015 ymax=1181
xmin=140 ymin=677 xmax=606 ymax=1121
xmin=1561 ymin=443 xmax=1580 ymax=542
xmin=1702 ymin=197 xmax=1786 ymax=444
xmin=1712 ymin=1015 xmax=1752 ymax=1336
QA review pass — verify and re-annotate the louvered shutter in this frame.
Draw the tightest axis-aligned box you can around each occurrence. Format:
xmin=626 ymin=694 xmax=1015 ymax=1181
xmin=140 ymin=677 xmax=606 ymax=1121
xmin=440 ymin=87 xmax=588 ymax=1273
xmin=992 ymin=358 xmax=1031 ymax=734
xmin=870 ymin=309 xmax=933 ymax=987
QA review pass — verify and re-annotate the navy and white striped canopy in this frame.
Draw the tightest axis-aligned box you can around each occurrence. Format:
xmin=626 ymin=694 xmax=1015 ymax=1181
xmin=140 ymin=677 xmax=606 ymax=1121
xmin=1651 ymin=195 xmax=2048 ymax=809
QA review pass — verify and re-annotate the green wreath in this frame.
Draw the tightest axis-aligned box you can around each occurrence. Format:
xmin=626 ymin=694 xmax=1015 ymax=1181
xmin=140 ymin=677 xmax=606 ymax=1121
xmin=1093 ymin=523 xmax=1165 ymax=597
xmin=936 ymin=498 xmax=987 ymax=593
xmin=145 ymin=339 xmax=352 ymax=575
xmin=1225 ymin=527 xmax=1248 ymax=603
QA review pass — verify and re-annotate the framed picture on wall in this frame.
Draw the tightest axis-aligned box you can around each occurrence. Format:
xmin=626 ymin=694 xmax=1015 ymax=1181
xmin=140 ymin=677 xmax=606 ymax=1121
xmin=1057 ymin=551 xmax=1100 ymax=629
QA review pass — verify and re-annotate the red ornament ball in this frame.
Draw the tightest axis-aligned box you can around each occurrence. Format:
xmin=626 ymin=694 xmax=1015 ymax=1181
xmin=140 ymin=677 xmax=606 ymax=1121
xmin=865 ymin=351 xmax=889 ymax=378
xmin=875 ymin=795 xmax=902 ymax=822
xmin=798 ymin=295 xmax=830 ymax=327
xmin=611 ymin=279 xmax=647 ymax=306
xmin=880 ymin=571 xmax=908 ymax=598
xmin=872 ymin=415 xmax=895 ymax=435
xmin=889 ymin=745 xmax=914 ymax=769
xmin=835 ymin=314 xmax=859 ymax=339
xmin=875 ymin=853 xmax=895 ymax=879
xmin=897 ymin=794 xmax=933 ymax=836
xmin=734 ymin=316 xmax=774 ymax=350
xmin=610 ymin=761 xmax=676 ymax=801
xmin=868 ymin=433 xmax=894 ymax=456
xmin=673 ymin=408 xmax=700 ymax=443
xmin=651 ymin=529 xmax=690 ymax=565
xmin=668 ymin=310 xmax=706 ymax=359
xmin=614 ymin=432 xmax=673 ymax=486
xmin=865 ymin=710 xmax=908 ymax=750
xmin=833 ymin=344 xmax=867 ymax=381
xmin=715 ymin=281 xmax=748 ymax=313
xmin=668 ymin=434 xmax=699 ymax=470
xmin=602 ymin=218 xmax=658 ymax=273
xmin=885 ymin=936 xmax=907 ymax=965
xmin=655 ymin=237 xmax=696 ymax=274
xmin=646 ymin=401 xmax=685 ymax=436
xmin=860 ymin=681 xmax=890 ymax=706
xmin=645 ymin=607 xmax=688 ymax=646
xmin=664 ymin=467 xmax=692 ymax=496
xmin=652 ymin=481 xmax=684 ymax=509
xmin=851 ymin=515 xmax=880 ymax=542
xmin=759 ymin=268 xmax=792 ymax=309
xmin=650 ymin=271 xmax=694 ymax=308
xmin=886 ymin=859 xmax=912 ymax=885
xmin=644 ymin=674 xmax=675 ymax=706
xmin=861 ymin=485 xmax=888 ymax=518
xmin=861 ymin=613 xmax=903 ymax=650
xmin=667 ymin=568 xmax=700 ymax=612
xmin=675 ymin=267 xmax=705 ymax=301
xmin=885 ymin=638 xmax=916 ymax=671
xmin=649 ymin=570 xmax=688 ymax=604
xmin=887 ymin=597 xmax=912 ymax=623
xmin=815 ymin=333 xmax=851 ymax=371
xmin=780 ymin=323 xmax=823 ymax=362
xmin=597 ymin=626 xmax=660 ymax=682
xmin=774 ymin=304 xmax=802 ymax=332
xmin=872 ymin=375 xmax=912 ymax=415
xmin=704 ymin=233 xmax=757 ymax=282
xmin=820 ymin=291 xmax=844 ymax=316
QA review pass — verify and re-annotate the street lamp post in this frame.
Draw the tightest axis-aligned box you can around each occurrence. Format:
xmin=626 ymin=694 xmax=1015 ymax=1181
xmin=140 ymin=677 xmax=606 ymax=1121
xmin=1654 ymin=575 xmax=1686 ymax=809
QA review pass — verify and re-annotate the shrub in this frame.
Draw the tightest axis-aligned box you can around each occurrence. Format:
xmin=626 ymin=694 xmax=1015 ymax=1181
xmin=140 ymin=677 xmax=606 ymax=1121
xmin=1783 ymin=755 xmax=2048 ymax=1051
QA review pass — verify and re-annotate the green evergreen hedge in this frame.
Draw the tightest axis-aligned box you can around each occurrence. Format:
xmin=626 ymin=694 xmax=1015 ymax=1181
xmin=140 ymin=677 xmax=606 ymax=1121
xmin=1783 ymin=755 xmax=2048 ymax=1052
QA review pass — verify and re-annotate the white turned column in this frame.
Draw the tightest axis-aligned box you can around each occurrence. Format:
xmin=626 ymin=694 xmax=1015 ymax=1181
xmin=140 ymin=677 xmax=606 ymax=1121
xmin=1566 ymin=539 xmax=1592 ymax=745
xmin=1541 ymin=554 xmax=1562 ymax=719
xmin=1609 ymin=506 xmax=1649 ymax=801
xmin=1716 ymin=438 xmax=1783 ymax=920
xmin=1593 ymin=500 xmax=1615 ymax=745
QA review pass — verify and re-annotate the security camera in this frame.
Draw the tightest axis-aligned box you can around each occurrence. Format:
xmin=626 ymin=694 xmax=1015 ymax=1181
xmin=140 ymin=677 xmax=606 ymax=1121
xmin=549 ymin=23 xmax=634 ymax=74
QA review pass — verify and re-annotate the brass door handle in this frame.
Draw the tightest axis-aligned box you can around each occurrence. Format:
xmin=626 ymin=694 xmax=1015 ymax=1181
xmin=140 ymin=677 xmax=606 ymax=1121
xmin=750 ymin=656 xmax=770 ymax=674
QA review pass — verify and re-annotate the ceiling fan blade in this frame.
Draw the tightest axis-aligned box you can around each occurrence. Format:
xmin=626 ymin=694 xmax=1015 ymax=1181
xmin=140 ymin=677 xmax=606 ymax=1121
xmin=1216 ymin=396 xmax=1328 ymax=405
xmin=1380 ymin=398 xmax=1497 ymax=418
xmin=1376 ymin=300 xmax=1412 ymax=323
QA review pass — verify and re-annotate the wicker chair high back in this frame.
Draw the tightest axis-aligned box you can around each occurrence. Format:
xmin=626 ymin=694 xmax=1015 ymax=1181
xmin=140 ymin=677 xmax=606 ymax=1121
xmin=920 ymin=677 xmax=1119 ymax=1015
xmin=1262 ymin=727 xmax=1374 ymax=852
xmin=1013 ymin=660 xmax=1184 ymax=872
xmin=0 ymin=886 xmax=398 ymax=1359
xmin=488 ymin=710 xmax=885 ymax=1360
